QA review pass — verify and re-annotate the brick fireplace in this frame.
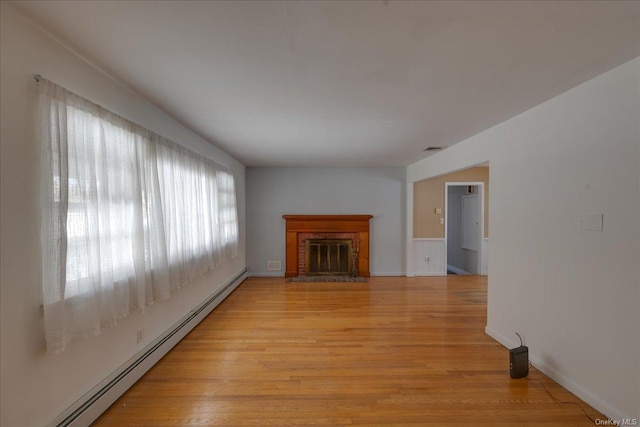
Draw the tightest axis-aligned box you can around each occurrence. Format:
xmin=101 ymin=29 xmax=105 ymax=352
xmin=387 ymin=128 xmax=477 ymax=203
xmin=283 ymin=215 xmax=373 ymax=278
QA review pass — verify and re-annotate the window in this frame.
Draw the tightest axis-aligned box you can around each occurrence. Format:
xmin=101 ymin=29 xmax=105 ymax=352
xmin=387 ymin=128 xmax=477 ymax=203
xmin=39 ymin=78 xmax=238 ymax=353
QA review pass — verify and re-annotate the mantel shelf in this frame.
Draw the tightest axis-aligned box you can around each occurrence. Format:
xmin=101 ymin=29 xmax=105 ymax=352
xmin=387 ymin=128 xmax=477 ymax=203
xmin=283 ymin=215 xmax=374 ymax=221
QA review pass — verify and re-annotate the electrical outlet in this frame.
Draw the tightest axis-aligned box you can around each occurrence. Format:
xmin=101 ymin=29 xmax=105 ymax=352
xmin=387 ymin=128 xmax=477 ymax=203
xmin=136 ymin=328 xmax=144 ymax=344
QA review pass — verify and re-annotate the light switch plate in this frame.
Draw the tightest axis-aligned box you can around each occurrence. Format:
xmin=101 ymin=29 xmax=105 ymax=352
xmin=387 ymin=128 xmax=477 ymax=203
xmin=579 ymin=213 xmax=603 ymax=231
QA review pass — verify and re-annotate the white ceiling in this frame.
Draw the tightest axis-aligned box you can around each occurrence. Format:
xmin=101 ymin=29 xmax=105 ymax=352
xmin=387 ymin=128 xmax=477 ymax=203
xmin=16 ymin=1 xmax=640 ymax=167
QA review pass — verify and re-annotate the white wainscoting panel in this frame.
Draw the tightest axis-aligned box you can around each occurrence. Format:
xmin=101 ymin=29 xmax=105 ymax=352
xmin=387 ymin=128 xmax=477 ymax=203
xmin=482 ymin=238 xmax=489 ymax=275
xmin=413 ymin=239 xmax=446 ymax=276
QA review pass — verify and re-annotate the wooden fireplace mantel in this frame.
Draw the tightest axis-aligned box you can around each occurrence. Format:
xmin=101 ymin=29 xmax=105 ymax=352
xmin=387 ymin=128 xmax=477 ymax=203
xmin=283 ymin=215 xmax=373 ymax=278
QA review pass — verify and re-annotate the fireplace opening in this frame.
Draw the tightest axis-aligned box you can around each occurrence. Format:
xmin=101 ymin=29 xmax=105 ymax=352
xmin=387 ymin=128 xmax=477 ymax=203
xmin=305 ymin=239 xmax=352 ymax=276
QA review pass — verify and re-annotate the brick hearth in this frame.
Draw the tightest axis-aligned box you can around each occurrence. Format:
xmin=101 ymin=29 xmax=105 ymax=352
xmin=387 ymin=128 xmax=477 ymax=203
xmin=297 ymin=232 xmax=358 ymax=276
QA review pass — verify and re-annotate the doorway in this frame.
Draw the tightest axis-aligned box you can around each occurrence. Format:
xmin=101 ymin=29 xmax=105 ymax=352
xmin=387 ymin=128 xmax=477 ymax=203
xmin=445 ymin=182 xmax=484 ymax=275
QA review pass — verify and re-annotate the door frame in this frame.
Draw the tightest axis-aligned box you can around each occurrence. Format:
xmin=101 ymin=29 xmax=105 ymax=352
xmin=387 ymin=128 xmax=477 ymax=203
xmin=444 ymin=182 xmax=485 ymax=275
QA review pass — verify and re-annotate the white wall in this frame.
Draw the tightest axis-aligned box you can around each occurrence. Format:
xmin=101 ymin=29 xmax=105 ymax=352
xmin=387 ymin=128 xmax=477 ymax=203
xmin=0 ymin=4 xmax=246 ymax=426
xmin=246 ymin=167 xmax=406 ymax=276
xmin=408 ymin=58 xmax=640 ymax=420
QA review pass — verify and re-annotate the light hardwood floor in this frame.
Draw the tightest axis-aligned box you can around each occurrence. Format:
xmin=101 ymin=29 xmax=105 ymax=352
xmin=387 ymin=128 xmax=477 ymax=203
xmin=94 ymin=276 xmax=603 ymax=426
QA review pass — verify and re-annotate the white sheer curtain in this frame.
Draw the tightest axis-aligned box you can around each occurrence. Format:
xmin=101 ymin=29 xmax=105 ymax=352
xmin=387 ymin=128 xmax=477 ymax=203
xmin=39 ymin=78 xmax=239 ymax=353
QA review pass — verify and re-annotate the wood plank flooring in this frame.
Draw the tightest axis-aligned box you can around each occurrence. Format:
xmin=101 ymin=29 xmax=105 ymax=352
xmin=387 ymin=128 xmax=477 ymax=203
xmin=94 ymin=276 xmax=603 ymax=426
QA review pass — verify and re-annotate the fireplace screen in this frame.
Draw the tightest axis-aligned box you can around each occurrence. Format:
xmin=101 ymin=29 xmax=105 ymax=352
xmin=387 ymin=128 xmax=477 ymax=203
xmin=305 ymin=239 xmax=352 ymax=276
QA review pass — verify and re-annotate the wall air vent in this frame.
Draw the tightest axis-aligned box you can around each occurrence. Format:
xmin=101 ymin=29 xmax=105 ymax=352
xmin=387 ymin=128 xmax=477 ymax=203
xmin=424 ymin=146 xmax=446 ymax=151
xmin=267 ymin=260 xmax=281 ymax=271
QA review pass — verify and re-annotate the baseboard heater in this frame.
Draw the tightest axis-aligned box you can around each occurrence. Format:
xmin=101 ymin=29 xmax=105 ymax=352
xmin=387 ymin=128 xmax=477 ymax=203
xmin=51 ymin=268 xmax=248 ymax=427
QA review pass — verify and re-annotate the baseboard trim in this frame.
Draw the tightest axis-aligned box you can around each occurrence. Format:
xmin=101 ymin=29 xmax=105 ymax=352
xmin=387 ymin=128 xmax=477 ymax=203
xmin=413 ymin=272 xmax=446 ymax=276
xmin=447 ymin=265 xmax=470 ymax=275
xmin=248 ymin=272 xmax=407 ymax=278
xmin=248 ymin=271 xmax=285 ymax=277
xmin=484 ymin=326 xmax=629 ymax=421
xmin=52 ymin=268 xmax=248 ymax=427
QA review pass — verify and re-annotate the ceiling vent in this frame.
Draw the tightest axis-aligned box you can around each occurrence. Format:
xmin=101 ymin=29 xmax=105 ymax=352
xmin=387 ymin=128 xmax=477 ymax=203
xmin=424 ymin=146 xmax=446 ymax=151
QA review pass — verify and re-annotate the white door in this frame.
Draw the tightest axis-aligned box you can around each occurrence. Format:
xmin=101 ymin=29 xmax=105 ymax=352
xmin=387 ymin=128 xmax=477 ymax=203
xmin=462 ymin=195 xmax=480 ymax=252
